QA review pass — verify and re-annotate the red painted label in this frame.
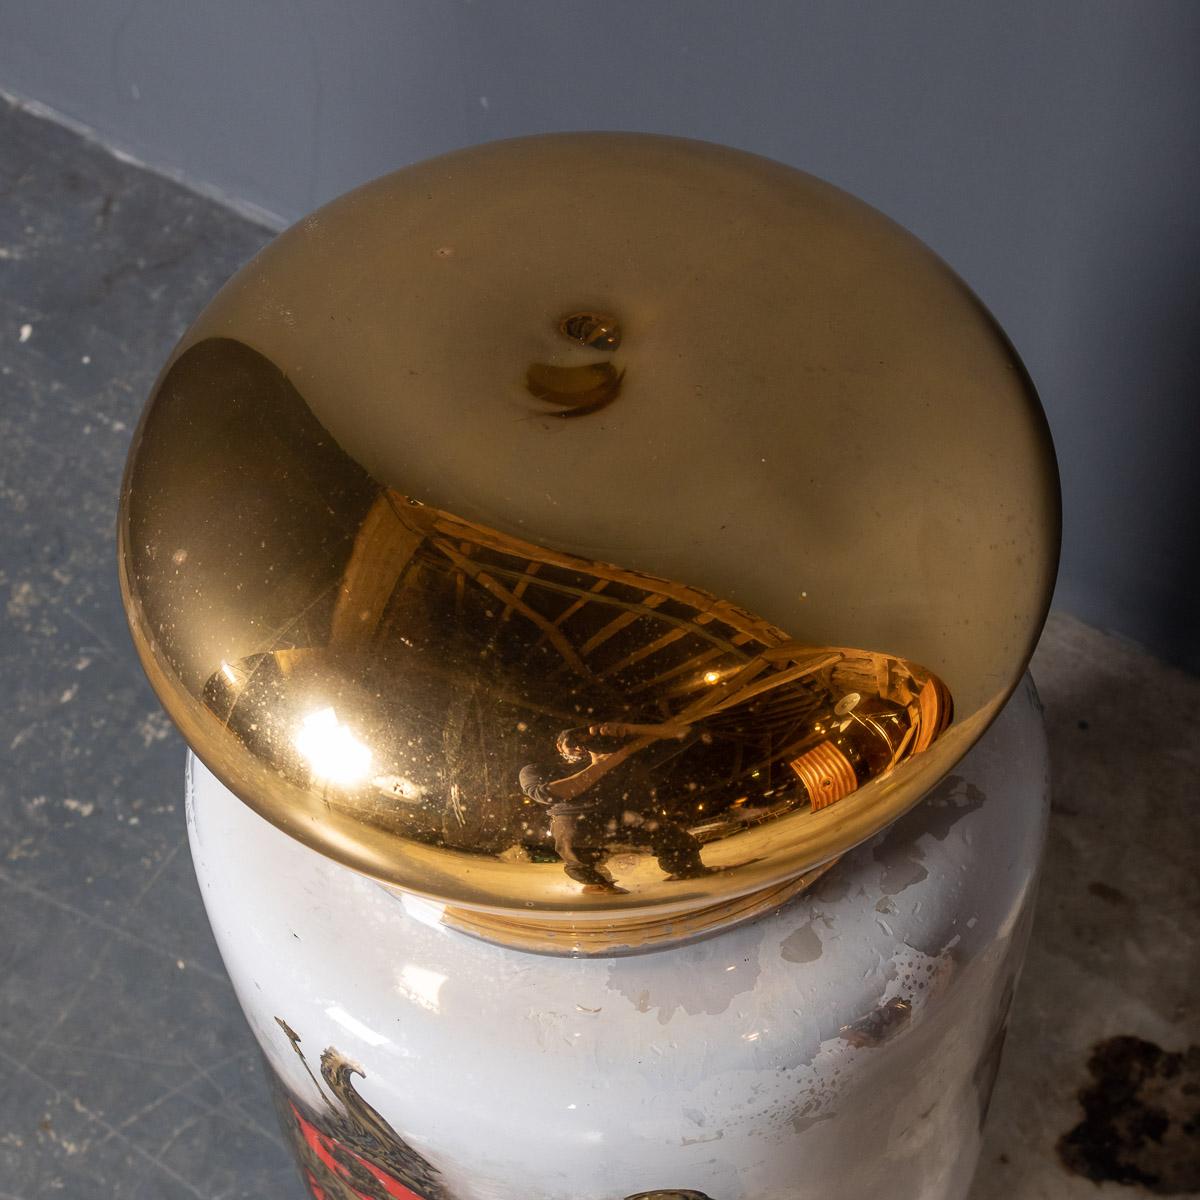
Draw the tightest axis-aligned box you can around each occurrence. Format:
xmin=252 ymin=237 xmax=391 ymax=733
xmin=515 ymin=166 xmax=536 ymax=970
xmin=293 ymin=1102 xmax=429 ymax=1200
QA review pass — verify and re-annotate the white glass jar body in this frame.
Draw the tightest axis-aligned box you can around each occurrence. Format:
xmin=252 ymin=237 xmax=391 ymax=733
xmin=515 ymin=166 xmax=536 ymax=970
xmin=187 ymin=677 xmax=1048 ymax=1200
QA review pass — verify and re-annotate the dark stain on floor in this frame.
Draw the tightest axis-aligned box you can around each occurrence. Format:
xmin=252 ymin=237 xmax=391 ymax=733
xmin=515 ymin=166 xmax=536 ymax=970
xmin=1057 ymin=1036 xmax=1200 ymax=1194
xmin=1088 ymin=879 xmax=1132 ymax=906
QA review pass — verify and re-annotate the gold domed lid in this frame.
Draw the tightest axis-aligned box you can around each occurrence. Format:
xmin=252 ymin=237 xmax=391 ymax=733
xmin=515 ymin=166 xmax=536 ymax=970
xmin=118 ymin=134 xmax=1058 ymax=953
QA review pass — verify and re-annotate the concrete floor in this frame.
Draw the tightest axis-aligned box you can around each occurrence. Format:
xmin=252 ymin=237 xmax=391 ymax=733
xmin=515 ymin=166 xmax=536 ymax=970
xmin=0 ymin=97 xmax=1196 ymax=1199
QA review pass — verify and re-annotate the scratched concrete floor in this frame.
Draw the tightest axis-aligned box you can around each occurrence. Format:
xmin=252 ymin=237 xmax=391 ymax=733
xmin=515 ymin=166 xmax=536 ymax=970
xmin=1 ymin=97 xmax=1197 ymax=1199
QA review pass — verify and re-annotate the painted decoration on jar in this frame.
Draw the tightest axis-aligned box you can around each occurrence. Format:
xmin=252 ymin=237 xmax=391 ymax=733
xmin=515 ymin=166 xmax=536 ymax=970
xmin=274 ymin=1016 xmax=715 ymax=1200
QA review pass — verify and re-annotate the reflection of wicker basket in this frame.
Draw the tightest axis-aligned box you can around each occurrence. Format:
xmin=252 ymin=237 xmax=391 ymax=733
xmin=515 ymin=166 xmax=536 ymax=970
xmin=330 ymin=491 xmax=950 ymax=834
xmin=206 ymin=489 xmax=951 ymax=867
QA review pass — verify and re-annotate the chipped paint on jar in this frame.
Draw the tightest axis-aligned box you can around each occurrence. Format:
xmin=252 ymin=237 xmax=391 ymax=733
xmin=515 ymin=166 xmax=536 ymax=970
xmin=187 ymin=676 xmax=1048 ymax=1200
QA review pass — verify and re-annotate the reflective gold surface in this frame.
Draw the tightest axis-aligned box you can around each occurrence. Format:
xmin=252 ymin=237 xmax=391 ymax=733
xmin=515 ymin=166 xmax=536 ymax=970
xmin=118 ymin=134 xmax=1058 ymax=940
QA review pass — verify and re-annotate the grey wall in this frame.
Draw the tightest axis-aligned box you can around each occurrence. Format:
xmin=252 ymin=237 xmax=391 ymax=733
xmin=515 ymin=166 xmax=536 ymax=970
xmin=2 ymin=0 xmax=1197 ymax=669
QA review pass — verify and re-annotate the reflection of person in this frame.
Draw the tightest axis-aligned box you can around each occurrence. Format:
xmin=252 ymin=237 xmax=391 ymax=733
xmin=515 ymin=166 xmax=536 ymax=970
xmin=519 ymin=723 xmax=713 ymax=894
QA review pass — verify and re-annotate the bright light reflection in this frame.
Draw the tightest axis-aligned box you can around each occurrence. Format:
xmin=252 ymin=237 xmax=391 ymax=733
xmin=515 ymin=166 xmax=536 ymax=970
xmin=399 ymin=892 xmax=447 ymax=931
xmin=324 ymin=1004 xmax=389 ymax=1047
xmin=396 ymin=964 xmax=446 ymax=1013
xmin=703 ymin=670 xmax=721 ymax=684
xmin=295 ymin=707 xmax=372 ymax=785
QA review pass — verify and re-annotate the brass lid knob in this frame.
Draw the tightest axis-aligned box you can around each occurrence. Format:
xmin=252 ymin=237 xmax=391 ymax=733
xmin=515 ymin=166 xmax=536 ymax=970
xmin=118 ymin=134 xmax=1058 ymax=951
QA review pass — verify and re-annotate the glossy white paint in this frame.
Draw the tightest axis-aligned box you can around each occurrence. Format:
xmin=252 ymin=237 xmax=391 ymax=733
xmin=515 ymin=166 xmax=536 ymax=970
xmin=188 ymin=677 xmax=1049 ymax=1200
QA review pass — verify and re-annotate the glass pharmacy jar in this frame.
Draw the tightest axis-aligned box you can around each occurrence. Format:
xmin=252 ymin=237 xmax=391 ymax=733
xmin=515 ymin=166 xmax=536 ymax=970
xmin=187 ymin=678 xmax=1047 ymax=1200
xmin=118 ymin=134 xmax=1059 ymax=1200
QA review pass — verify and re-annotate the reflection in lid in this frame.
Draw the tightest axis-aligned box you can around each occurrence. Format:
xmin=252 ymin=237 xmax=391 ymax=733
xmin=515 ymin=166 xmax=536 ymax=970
xmin=201 ymin=491 xmax=952 ymax=898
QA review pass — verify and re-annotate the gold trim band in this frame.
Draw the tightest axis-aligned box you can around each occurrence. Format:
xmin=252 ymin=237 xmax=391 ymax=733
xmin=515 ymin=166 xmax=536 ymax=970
xmin=440 ymin=861 xmax=838 ymax=956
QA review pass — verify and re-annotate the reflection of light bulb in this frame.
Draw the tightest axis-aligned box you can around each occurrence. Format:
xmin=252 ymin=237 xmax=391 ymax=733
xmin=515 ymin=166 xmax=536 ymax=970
xmin=704 ymin=670 xmax=720 ymax=684
xmin=294 ymin=707 xmax=372 ymax=785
